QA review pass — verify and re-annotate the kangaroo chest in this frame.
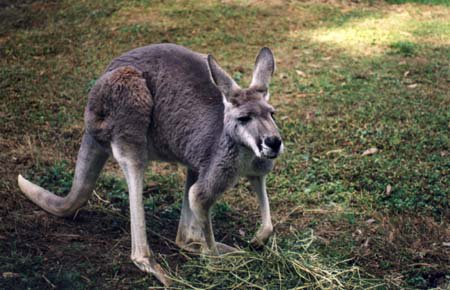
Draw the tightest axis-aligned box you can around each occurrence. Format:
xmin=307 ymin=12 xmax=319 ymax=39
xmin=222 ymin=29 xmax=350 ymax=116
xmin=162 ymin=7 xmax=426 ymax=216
xmin=238 ymin=149 xmax=274 ymax=177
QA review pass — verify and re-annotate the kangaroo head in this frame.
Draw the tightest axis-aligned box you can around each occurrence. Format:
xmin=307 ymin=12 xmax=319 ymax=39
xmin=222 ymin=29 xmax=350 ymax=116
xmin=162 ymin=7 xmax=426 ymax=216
xmin=207 ymin=48 xmax=283 ymax=159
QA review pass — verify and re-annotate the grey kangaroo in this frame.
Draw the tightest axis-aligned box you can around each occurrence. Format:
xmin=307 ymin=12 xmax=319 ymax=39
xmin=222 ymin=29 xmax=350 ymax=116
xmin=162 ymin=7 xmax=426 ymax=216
xmin=18 ymin=43 xmax=283 ymax=286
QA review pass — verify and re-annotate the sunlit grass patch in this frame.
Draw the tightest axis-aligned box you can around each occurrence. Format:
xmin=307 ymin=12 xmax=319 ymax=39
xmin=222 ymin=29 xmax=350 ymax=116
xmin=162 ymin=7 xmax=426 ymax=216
xmin=307 ymin=5 xmax=450 ymax=56
xmin=413 ymin=18 xmax=450 ymax=44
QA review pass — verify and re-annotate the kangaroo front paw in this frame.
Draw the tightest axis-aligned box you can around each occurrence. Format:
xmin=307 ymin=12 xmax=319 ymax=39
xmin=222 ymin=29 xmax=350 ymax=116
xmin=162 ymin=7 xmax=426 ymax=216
xmin=176 ymin=240 xmax=204 ymax=253
xmin=132 ymin=256 xmax=171 ymax=287
xmin=176 ymin=225 xmax=205 ymax=254
xmin=177 ymin=240 xmax=238 ymax=256
xmin=250 ymin=225 xmax=273 ymax=248
xmin=216 ymin=242 xmax=239 ymax=254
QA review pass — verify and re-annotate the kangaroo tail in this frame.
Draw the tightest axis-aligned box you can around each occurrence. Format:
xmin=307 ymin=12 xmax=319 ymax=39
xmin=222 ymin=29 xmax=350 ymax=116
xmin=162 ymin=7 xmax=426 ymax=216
xmin=18 ymin=133 xmax=109 ymax=217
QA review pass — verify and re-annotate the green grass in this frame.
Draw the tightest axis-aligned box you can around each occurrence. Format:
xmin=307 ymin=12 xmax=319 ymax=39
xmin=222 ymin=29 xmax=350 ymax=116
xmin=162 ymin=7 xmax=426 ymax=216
xmin=389 ymin=40 xmax=417 ymax=56
xmin=385 ymin=0 xmax=450 ymax=6
xmin=1 ymin=0 xmax=449 ymax=289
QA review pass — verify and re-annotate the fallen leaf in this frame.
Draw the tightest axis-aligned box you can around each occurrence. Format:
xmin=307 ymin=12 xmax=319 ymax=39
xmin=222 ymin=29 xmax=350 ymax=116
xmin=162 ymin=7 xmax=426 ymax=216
xmin=326 ymin=149 xmax=343 ymax=155
xmin=362 ymin=147 xmax=378 ymax=156
xmin=403 ymin=70 xmax=410 ymax=77
xmin=443 ymin=242 xmax=450 ymax=247
xmin=388 ymin=231 xmax=395 ymax=242
xmin=354 ymin=73 xmax=369 ymax=79
xmin=386 ymin=185 xmax=392 ymax=196
xmin=2 ymin=272 xmax=20 ymax=279
xmin=296 ymin=70 xmax=306 ymax=77
xmin=305 ymin=111 xmax=316 ymax=122
xmin=407 ymin=83 xmax=418 ymax=88
xmin=366 ymin=218 xmax=376 ymax=224
xmin=308 ymin=63 xmax=321 ymax=68
xmin=239 ymin=229 xmax=245 ymax=237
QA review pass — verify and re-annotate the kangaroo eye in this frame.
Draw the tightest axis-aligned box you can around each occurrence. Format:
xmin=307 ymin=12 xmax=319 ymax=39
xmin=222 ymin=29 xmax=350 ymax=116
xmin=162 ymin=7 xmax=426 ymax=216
xmin=237 ymin=116 xmax=252 ymax=124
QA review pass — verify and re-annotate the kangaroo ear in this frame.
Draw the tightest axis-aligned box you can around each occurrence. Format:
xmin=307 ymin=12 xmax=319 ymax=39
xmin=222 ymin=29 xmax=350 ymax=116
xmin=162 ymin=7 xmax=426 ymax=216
xmin=207 ymin=54 xmax=239 ymax=106
xmin=250 ymin=47 xmax=275 ymax=99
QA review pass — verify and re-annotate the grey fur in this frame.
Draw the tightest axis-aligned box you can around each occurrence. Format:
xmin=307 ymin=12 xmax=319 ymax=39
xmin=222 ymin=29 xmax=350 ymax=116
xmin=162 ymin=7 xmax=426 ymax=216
xmin=18 ymin=44 xmax=283 ymax=286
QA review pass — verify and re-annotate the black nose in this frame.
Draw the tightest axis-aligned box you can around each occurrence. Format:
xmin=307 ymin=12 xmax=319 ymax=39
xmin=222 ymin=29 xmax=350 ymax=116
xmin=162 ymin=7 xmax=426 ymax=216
xmin=264 ymin=136 xmax=282 ymax=152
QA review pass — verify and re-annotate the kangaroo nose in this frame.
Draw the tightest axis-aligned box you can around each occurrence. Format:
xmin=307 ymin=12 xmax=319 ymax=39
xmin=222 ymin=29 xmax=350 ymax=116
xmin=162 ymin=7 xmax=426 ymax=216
xmin=264 ymin=136 xmax=282 ymax=152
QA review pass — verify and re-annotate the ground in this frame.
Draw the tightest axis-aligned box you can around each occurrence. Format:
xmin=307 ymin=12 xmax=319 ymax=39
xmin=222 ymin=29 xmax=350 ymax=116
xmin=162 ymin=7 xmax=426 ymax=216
xmin=0 ymin=0 xmax=449 ymax=289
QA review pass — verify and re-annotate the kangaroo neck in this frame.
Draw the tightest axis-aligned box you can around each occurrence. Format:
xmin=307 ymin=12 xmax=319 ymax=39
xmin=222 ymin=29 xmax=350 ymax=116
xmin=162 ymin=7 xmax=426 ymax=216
xmin=211 ymin=131 xmax=240 ymax=169
xmin=198 ymin=131 xmax=240 ymax=194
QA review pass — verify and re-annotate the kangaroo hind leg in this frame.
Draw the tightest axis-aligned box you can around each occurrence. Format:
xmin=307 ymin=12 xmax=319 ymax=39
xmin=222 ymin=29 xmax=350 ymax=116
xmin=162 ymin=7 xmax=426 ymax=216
xmin=18 ymin=133 xmax=109 ymax=217
xmin=111 ymin=143 xmax=171 ymax=286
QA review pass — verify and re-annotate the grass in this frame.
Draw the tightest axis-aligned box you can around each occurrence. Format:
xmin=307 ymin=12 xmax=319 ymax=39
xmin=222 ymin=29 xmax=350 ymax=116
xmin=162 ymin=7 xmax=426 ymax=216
xmin=0 ymin=0 xmax=449 ymax=289
xmin=174 ymin=231 xmax=382 ymax=289
xmin=385 ymin=0 xmax=450 ymax=6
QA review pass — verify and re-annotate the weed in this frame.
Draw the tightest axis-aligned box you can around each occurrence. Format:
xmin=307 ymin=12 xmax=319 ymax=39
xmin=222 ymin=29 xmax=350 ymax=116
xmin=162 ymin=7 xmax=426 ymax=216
xmin=389 ymin=41 xmax=417 ymax=57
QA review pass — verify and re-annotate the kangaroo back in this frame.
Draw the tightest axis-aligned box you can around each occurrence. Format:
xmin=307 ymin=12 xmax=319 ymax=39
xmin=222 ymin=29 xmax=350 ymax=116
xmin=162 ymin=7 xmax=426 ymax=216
xmin=103 ymin=44 xmax=226 ymax=168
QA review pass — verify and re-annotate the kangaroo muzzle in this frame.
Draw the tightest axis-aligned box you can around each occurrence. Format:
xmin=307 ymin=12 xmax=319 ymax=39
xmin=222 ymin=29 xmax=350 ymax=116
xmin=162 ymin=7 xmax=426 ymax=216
xmin=261 ymin=136 xmax=283 ymax=159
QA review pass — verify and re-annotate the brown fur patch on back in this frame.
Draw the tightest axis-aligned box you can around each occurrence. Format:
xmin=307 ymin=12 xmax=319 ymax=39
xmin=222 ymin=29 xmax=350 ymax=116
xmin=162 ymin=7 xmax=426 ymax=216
xmin=106 ymin=66 xmax=152 ymax=109
xmin=85 ymin=66 xmax=153 ymax=145
xmin=108 ymin=66 xmax=142 ymax=85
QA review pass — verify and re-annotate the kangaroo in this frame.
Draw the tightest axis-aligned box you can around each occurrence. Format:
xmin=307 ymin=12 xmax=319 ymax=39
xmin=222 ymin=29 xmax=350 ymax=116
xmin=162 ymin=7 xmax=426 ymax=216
xmin=18 ymin=43 xmax=283 ymax=286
